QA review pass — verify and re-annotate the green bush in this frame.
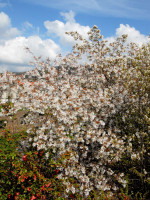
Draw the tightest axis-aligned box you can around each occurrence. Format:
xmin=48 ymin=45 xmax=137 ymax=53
xmin=0 ymin=130 xmax=69 ymax=200
xmin=109 ymin=43 xmax=150 ymax=199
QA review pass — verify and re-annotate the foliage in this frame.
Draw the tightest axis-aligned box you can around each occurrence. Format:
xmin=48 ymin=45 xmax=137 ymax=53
xmin=0 ymin=130 xmax=70 ymax=200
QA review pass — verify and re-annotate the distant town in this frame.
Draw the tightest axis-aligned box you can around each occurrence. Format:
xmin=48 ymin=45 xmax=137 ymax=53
xmin=0 ymin=72 xmax=26 ymax=76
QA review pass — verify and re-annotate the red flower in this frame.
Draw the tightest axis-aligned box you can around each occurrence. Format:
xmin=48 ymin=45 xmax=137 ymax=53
xmin=122 ymin=194 xmax=130 ymax=200
xmin=14 ymin=192 xmax=20 ymax=200
xmin=22 ymin=155 xmax=27 ymax=162
xmin=39 ymin=151 xmax=44 ymax=157
xmin=30 ymin=195 xmax=36 ymax=200
xmin=69 ymin=194 xmax=75 ymax=198
xmin=55 ymin=169 xmax=59 ymax=173
xmin=41 ymin=185 xmax=45 ymax=191
xmin=21 ymin=178 xmax=25 ymax=182
xmin=34 ymin=175 xmax=37 ymax=181
xmin=27 ymin=187 xmax=31 ymax=191
xmin=45 ymin=182 xmax=51 ymax=187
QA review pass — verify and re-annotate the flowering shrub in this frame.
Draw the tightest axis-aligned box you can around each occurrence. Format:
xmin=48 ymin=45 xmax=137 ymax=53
xmin=0 ymin=130 xmax=70 ymax=200
xmin=0 ymin=25 xmax=150 ymax=199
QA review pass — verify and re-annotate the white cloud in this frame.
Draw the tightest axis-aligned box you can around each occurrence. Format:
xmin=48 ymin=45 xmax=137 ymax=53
xmin=22 ymin=0 xmax=150 ymax=19
xmin=60 ymin=10 xmax=75 ymax=23
xmin=106 ymin=24 xmax=150 ymax=46
xmin=0 ymin=12 xmax=61 ymax=72
xmin=0 ymin=12 xmax=10 ymax=28
xmin=0 ymin=12 xmax=20 ymax=42
xmin=0 ymin=36 xmax=60 ymax=65
xmin=44 ymin=10 xmax=90 ymax=46
xmin=0 ymin=10 xmax=90 ymax=72
xmin=22 ymin=21 xmax=33 ymax=30
xmin=24 ymin=36 xmax=61 ymax=60
xmin=21 ymin=21 xmax=40 ymax=36
xmin=116 ymin=24 xmax=149 ymax=45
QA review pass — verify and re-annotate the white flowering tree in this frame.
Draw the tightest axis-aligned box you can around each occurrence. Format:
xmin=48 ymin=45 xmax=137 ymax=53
xmin=0 ymin=26 xmax=150 ymax=199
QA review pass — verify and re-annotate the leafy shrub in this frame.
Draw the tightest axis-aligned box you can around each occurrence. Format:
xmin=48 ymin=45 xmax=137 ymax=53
xmin=0 ymin=130 xmax=69 ymax=200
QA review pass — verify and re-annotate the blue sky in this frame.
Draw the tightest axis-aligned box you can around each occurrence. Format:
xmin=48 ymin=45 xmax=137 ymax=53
xmin=0 ymin=0 xmax=150 ymax=72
